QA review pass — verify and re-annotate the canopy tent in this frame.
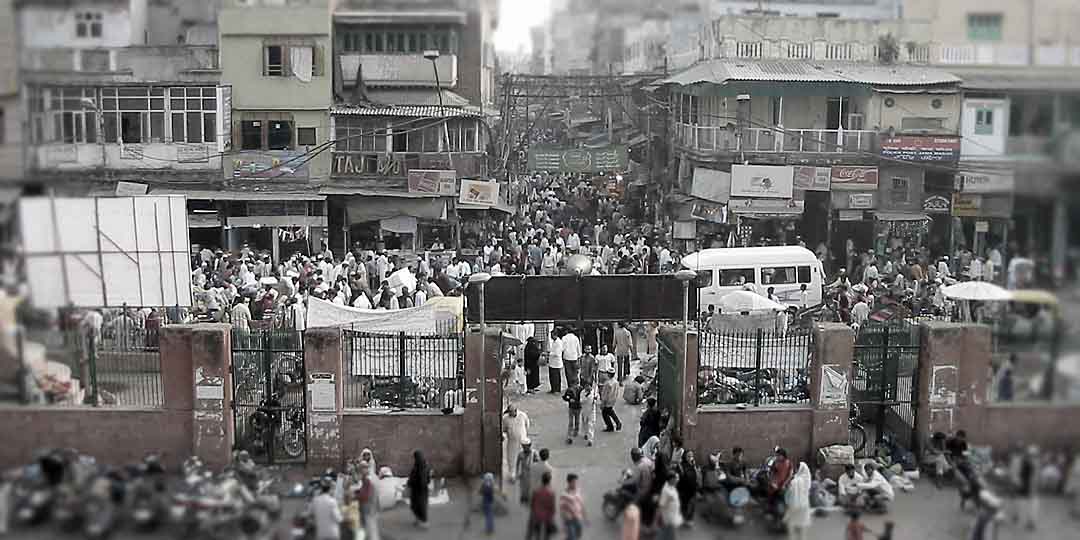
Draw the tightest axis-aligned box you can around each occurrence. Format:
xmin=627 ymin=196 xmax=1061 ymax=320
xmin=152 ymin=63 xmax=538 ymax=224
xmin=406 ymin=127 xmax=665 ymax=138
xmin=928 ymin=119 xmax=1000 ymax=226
xmin=345 ymin=196 xmax=447 ymax=224
xmin=716 ymin=290 xmax=787 ymax=312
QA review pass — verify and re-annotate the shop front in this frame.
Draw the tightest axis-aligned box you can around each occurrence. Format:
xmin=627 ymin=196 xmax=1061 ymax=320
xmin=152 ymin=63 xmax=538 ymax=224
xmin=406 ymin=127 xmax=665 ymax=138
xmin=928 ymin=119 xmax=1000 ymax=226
xmin=873 ymin=164 xmax=929 ymax=255
xmin=343 ymin=195 xmax=449 ymax=252
xmin=953 ymin=170 xmax=1015 ymax=256
xmin=829 ymin=166 xmax=879 ymax=272
xmin=728 ymin=164 xmax=802 ymax=246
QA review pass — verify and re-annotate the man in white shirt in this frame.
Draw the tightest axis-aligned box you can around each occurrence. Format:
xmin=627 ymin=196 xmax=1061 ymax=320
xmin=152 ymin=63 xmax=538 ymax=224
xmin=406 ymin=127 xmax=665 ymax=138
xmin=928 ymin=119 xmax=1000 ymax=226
xmin=852 ymin=297 xmax=870 ymax=327
xmin=446 ymin=257 xmax=463 ymax=280
xmin=837 ymin=465 xmax=866 ymax=506
xmin=352 ymin=291 xmax=372 ymax=309
xmin=547 ymin=331 xmax=564 ymax=393
xmin=456 ymin=258 xmax=472 ymax=278
xmin=561 ymin=328 xmax=583 ymax=388
xmin=413 ymin=286 xmax=427 ymax=307
xmin=862 ymin=263 xmax=879 ymax=285
xmin=857 ymin=463 xmax=895 ymax=502
xmin=969 ymin=257 xmax=985 ymax=281
xmin=309 ymin=481 xmax=342 ymax=540
xmin=658 ymin=245 xmax=672 ymax=273
xmin=567 ymin=232 xmax=581 ymax=252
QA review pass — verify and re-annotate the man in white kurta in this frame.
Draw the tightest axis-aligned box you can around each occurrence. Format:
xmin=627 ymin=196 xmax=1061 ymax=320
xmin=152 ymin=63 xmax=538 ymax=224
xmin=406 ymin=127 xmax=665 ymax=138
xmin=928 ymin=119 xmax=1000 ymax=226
xmin=502 ymin=404 xmax=530 ymax=485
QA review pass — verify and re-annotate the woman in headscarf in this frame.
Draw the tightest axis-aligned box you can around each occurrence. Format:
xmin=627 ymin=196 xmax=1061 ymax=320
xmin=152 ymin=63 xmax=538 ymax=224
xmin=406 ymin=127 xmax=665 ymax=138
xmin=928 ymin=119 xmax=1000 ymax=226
xmin=676 ymin=451 xmax=701 ymax=526
xmin=784 ymin=462 xmax=813 ymax=540
xmin=359 ymin=448 xmax=377 ymax=478
xmin=641 ymin=435 xmax=661 ymax=461
xmin=406 ymin=450 xmax=430 ymax=528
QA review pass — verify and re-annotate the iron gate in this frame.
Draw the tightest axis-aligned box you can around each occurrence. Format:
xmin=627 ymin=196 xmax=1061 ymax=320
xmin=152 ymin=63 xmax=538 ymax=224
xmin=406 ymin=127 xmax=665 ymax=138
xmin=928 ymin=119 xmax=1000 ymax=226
xmin=231 ymin=329 xmax=306 ymax=464
xmin=851 ymin=321 xmax=921 ymax=452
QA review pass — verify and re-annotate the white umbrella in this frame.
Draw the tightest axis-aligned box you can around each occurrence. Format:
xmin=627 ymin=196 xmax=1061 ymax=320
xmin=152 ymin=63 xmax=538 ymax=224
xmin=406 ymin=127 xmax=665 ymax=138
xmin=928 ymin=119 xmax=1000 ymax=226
xmin=941 ymin=281 xmax=1012 ymax=302
xmin=716 ymin=290 xmax=787 ymax=312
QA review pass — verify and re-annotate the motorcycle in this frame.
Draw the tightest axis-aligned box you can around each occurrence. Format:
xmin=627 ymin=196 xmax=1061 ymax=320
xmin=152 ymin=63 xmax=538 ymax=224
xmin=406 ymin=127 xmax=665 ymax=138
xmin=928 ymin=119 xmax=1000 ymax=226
xmin=601 ymin=469 xmax=638 ymax=520
xmin=699 ymin=486 xmax=750 ymax=528
xmin=281 ymin=407 xmax=306 ymax=459
xmin=849 ymin=403 xmax=868 ymax=455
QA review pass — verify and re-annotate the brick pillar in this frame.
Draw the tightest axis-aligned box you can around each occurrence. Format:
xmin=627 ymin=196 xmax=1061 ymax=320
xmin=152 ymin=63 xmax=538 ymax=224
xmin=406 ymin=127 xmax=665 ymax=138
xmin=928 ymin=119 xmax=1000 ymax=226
xmin=304 ymin=327 xmax=343 ymax=471
xmin=916 ymin=322 xmax=991 ymax=452
xmin=161 ymin=324 xmax=233 ymax=471
xmin=463 ymin=326 xmax=502 ymax=477
xmin=680 ymin=329 xmax=699 ymax=448
xmin=810 ymin=323 xmax=854 ymax=454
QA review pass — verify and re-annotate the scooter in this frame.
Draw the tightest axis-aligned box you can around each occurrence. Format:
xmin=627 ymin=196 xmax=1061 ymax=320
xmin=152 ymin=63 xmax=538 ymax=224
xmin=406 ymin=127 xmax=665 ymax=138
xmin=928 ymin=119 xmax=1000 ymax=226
xmin=700 ymin=486 xmax=750 ymax=528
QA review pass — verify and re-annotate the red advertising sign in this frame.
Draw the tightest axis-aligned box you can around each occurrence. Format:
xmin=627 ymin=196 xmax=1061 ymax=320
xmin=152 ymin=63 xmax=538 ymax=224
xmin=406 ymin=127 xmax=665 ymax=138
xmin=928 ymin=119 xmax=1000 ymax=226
xmin=830 ymin=166 xmax=879 ymax=191
xmin=880 ymin=136 xmax=961 ymax=163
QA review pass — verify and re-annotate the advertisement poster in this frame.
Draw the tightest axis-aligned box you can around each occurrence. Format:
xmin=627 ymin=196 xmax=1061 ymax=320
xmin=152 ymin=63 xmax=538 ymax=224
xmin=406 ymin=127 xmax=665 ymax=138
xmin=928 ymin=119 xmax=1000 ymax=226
xmin=691 ymin=200 xmax=727 ymax=223
xmin=730 ymin=165 xmax=794 ymax=199
xmin=458 ymin=179 xmax=499 ymax=206
xmin=830 ymin=166 xmax=879 ymax=190
xmin=793 ymin=166 xmax=832 ymax=192
xmin=849 ymin=193 xmax=875 ymax=209
xmin=407 ymin=169 xmax=457 ymax=196
xmin=955 ymin=172 xmax=1015 ymax=194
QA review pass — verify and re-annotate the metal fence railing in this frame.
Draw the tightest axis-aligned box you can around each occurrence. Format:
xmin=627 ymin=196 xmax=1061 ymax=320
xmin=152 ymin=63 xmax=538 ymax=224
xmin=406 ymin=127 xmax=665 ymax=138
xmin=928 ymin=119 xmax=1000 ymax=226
xmin=16 ymin=327 xmax=164 ymax=408
xmin=697 ymin=328 xmax=812 ymax=407
xmin=343 ymin=330 xmax=465 ymax=411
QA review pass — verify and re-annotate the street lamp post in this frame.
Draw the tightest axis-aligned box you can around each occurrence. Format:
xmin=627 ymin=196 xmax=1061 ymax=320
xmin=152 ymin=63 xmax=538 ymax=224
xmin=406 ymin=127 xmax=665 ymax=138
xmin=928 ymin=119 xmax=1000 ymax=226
xmin=674 ymin=269 xmax=697 ymax=432
xmin=468 ymin=272 xmax=493 ymax=475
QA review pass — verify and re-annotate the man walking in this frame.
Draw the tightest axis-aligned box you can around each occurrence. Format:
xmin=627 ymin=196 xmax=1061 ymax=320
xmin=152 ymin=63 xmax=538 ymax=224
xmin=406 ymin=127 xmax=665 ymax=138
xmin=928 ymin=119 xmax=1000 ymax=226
xmin=559 ymin=473 xmax=588 ymax=540
xmin=563 ymin=383 xmax=583 ymax=445
xmin=503 ymin=404 xmax=531 ymax=484
xmin=638 ymin=398 xmax=662 ymax=448
xmin=562 ymin=327 xmax=582 ymax=388
xmin=579 ymin=344 xmax=598 ymax=390
xmin=548 ymin=329 xmax=564 ymax=393
xmin=514 ymin=439 xmax=540 ymax=504
xmin=600 ymin=370 xmax=623 ymax=432
xmin=614 ymin=322 xmax=635 ymax=381
xmin=527 ymin=472 xmax=557 ymax=540
xmin=524 ymin=337 xmax=542 ymax=393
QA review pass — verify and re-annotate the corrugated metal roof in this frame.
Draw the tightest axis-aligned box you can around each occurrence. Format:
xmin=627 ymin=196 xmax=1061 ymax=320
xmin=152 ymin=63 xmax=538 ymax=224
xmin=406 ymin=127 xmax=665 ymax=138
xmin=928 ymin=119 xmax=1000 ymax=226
xmin=954 ymin=68 xmax=1080 ymax=91
xmin=660 ymin=59 xmax=961 ymax=87
xmin=331 ymin=105 xmax=481 ymax=117
xmin=363 ymin=89 xmax=471 ymax=107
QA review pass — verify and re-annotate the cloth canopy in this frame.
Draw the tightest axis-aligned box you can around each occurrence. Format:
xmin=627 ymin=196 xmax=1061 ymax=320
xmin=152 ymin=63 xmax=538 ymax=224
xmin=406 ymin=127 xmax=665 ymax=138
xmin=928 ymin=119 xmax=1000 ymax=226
xmin=345 ymin=196 xmax=446 ymax=224
xmin=941 ymin=281 xmax=1012 ymax=301
xmin=716 ymin=290 xmax=787 ymax=312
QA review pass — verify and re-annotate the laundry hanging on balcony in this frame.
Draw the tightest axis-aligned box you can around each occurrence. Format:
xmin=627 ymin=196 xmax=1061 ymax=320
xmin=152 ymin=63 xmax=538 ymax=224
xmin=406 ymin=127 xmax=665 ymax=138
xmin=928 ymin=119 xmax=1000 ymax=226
xmin=291 ymin=46 xmax=313 ymax=83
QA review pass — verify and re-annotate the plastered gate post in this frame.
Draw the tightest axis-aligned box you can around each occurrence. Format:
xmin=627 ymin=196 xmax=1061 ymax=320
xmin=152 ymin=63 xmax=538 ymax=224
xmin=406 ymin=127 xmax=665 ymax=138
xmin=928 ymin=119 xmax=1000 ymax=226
xmin=161 ymin=324 xmax=234 ymax=471
xmin=810 ymin=323 xmax=855 ymax=452
xmin=305 ymin=327 xmax=344 ymax=470
xmin=915 ymin=322 xmax=991 ymax=453
xmin=463 ymin=326 xmax=503 ymax=477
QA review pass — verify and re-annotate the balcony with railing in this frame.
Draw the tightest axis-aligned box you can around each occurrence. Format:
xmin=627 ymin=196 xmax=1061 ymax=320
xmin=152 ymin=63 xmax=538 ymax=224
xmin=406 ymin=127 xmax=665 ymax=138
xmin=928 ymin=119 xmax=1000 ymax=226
xmin=675 ymin=123 xmax=877 ymax=155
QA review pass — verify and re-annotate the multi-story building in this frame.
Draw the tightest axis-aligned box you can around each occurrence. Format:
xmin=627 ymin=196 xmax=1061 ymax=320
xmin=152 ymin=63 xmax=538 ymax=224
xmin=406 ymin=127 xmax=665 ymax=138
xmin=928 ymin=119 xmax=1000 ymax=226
xmin=903 ymin=0 xmax=1080 ymax=283
xmin=658 ymin=15 xmax=963 ymax=264
xmin=327 ymin=0 xmax=502 ymax=254
xmin=216 ymin=0 xmax=333 ymax=258
xmin=15 ymin=0 xmax=224 ymax=192
xmin=1 ymin=0 xmax=21 ymax=187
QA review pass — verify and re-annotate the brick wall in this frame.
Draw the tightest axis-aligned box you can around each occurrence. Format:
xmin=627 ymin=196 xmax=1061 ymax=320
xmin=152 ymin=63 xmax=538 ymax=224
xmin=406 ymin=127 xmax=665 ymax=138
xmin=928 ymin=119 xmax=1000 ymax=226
xmin=693 ymin=408 xmax=815 ymax=464
xmin=0 ymin=408 xmax=192 ymax=467
xmin=341 ymin=413 xmax=465 ymax=476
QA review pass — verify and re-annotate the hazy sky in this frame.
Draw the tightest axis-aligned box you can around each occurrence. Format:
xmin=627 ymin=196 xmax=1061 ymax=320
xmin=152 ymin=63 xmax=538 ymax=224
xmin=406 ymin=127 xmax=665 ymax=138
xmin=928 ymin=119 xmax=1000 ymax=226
xmin=494 ymin=0 xmax=552 ymax=54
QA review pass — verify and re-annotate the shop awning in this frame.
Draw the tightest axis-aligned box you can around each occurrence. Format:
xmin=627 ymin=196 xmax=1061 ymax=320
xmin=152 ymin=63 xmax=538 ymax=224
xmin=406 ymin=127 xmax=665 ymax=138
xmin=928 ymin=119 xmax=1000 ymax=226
xmin=345 ymin=196 xmax=446 ymax=224
xmin=458 ymin=201 xmax=516 ymax=215
xmin=873 ymin=211 xmax=930 ymax=222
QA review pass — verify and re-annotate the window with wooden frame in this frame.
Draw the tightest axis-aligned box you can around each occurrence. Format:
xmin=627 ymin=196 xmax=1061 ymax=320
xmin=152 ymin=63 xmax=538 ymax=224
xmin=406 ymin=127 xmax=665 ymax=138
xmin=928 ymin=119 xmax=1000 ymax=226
xmin=234 ymin=112 xmax=295 ymax=150
xmin=263 ymin=42 xmax=325 ymax=78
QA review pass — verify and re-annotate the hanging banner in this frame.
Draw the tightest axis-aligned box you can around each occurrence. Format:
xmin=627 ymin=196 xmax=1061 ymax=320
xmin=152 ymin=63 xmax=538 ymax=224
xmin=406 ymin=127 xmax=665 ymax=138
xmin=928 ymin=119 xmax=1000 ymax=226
xmin=690 ymin=167 xmax=732 ymax=203
xmin=730 ymin=165 xmax=794 ymax=199
xmin=458 ymin=179 xmax=499 ymax=206
xmin=793 ymin=166 xmax=832 ymax=192
xmin=728 ymin=197 xmax=805 ymax=215
xmin=527 ymin=146 xmax=628 ymax=173
xmin=407 ymin=169 xmax=457 ymax=196
xmin=830 ymin=166 xmax=878 ymax=191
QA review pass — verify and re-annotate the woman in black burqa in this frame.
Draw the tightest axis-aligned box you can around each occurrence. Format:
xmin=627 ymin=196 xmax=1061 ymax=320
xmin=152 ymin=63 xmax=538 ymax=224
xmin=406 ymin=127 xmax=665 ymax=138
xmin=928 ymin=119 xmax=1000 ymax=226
xmin=406 ymin=450 xmax=431 ymax=528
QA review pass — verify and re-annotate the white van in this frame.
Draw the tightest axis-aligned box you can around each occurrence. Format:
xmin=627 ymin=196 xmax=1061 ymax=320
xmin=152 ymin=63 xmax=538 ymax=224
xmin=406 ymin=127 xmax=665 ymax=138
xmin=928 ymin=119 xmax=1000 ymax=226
xmin=681 ymin=246 xmax=825 ymax=309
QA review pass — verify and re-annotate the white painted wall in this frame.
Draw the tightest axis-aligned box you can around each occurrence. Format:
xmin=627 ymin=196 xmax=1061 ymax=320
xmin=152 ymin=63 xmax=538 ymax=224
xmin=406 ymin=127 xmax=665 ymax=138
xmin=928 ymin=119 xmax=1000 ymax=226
xmin=18 ymin=2 xmax=137 ymax=49
xmin=32 ymin=142 xmax=221 ymax=171
xmin=960 ymin=98 xmax=1008 ymax=157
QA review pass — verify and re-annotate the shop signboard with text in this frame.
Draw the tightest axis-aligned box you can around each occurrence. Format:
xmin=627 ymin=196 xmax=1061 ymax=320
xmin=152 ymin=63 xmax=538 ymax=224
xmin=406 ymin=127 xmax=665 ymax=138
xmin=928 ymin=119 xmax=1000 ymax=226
xmin=830 ymin=166 xmax=878 ymax=191
xmin=691 ymin=167 xmax=732 ymax=203
xmin=407 ymin=169 xmax=457 ymax=196
xmin=955 ymin=172 xmax=1014 ymax=194
xmin=880 ymin=136 xmax=961 ymax=162
xmin=690 ymin=200 xmax=727 ymax=224
xmin=793 ymin=166 xmax=832 ymax=192
xmin=922 ymin=195 xmax=951 ymax=214
xmin=728 ymin=197 xmax=805 ymax=215
xmin=730 ymin=165 xmax=794 ymax=198
xmin=527 ymin=146 xmax=628 ymax=173
xmin=951 ymin=193 xmax=982 ymax=217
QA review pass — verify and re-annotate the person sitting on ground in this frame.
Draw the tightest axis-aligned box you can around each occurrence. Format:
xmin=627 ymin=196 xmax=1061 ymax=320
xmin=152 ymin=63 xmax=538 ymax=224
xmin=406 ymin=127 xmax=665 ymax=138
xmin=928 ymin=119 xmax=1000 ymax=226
xmin=856 ymin=463 xmax=895 ymax=505
xmin=623 ymin=375 xmax=645 ymax=405
xmin=838 ymin=464 xmax=866 ymax=507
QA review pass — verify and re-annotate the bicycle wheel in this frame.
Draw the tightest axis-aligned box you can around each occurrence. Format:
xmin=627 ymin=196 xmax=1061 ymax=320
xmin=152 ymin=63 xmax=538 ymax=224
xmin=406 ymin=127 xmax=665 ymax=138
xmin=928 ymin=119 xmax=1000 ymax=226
xmin=849 ymin=423 xmax=867 ymax=455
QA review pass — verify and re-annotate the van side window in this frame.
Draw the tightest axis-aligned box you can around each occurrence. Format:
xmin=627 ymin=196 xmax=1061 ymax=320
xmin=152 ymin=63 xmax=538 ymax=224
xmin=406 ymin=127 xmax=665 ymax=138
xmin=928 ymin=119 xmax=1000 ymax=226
xmin=694 ymin=270 xmax=713 ymax=287
xmin=719 ymin=268 xmax=756 ymax=286
xmin=797 ymin=266 xmax=811 ymax=283
xmin=761 ymin=266 xmax=797 ymax=285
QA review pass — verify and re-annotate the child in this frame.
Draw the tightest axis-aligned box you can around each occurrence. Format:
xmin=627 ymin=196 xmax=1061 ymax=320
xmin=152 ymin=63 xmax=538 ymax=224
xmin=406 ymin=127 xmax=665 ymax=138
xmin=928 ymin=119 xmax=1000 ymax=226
xmin=846 ymin=511 xmax=868 ymax=540
xmin=480 ymin=473 xmax=496 ymax=536
xmin=512 ymin=358 xmax=527 ymax=396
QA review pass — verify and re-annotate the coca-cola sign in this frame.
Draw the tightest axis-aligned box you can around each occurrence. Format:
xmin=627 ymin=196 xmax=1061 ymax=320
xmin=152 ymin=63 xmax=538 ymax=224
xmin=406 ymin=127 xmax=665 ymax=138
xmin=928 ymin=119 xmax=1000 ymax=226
xmin=830 ymin=166 xmax=878 ymax=191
